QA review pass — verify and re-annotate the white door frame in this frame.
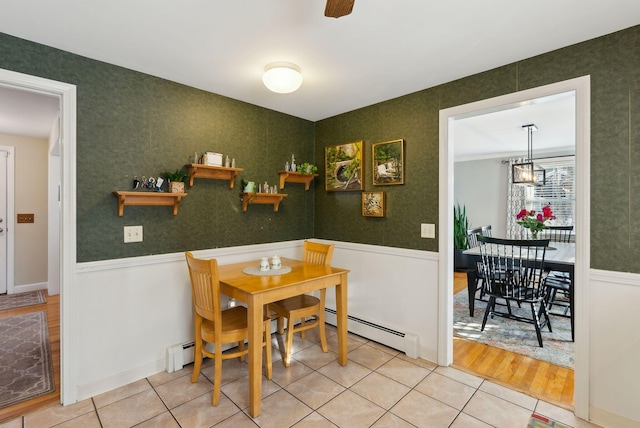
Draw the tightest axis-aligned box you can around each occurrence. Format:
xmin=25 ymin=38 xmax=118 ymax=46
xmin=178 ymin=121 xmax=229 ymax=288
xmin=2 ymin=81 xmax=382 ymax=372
xmin=0 ymin=68 xmax=77 ymax=405
xmin=438 ymin=76 xmax=591 ymax=419
xmin=0 ymin=146 xmax=15 ymax=294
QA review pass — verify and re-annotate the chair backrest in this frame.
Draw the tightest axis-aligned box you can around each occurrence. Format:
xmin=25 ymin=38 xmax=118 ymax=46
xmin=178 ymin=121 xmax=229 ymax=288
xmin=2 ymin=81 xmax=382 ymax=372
xmin=539 ymin=225 xmax=574 ymax=243
xmin=466 ymin=225 xmax=493 ymax=249
xmin=477 ymin=235 xmax=549 ymax=301
xmin=303 ymin=241 xmax=335 ymax=266
xmin=185 ymin=251 xmax=222 ymax=326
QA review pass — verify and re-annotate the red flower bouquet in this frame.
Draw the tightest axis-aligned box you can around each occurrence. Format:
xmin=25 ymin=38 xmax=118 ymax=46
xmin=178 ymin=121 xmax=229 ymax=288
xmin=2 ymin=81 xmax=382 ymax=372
xmin=516 ymin=205 xmax=555 ymax=239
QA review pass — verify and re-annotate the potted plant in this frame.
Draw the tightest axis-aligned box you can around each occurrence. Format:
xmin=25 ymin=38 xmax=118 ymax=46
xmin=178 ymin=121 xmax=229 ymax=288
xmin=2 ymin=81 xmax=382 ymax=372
xmin=296 ymin=162 xmax=318 ymax=175
xmin=453 ymin=203 xmax=469 ymax=271
xmin=163 ymin=169 xmax=186 ymax=193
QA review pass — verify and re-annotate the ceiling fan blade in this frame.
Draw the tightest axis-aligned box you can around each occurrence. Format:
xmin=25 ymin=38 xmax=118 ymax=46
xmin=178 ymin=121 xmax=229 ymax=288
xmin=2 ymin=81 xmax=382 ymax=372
xmin=324 ymin=0 xmax=355 ymax=18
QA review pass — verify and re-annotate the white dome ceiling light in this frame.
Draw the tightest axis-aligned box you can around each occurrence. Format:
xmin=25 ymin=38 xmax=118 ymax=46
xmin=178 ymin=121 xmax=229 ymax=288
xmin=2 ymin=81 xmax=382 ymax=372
xmin=262 ymin=62 xmax=303 ymax=94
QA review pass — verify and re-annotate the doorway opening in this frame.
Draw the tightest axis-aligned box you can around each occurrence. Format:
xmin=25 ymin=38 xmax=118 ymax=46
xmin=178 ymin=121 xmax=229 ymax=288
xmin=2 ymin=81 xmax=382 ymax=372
xmin=438 ymin=76 xmax=591 ymax=419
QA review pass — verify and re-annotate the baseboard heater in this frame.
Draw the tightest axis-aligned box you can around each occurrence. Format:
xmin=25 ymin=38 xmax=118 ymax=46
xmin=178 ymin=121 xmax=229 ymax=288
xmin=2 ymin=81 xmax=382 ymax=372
xmin=166 ymin=342 xmax=195 ymax=373
xmin=324 ymin=308 xmax=419 ymax=359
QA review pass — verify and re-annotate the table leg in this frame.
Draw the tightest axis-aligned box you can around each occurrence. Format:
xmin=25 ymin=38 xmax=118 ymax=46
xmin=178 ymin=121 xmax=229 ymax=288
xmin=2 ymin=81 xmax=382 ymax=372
xmin=336 ymin=272 xmax=348 ymax=366
xmin=466 ymin=268 xmax=477 ymax=317
xmin=247 ymin=294 xmax=263 ymax=418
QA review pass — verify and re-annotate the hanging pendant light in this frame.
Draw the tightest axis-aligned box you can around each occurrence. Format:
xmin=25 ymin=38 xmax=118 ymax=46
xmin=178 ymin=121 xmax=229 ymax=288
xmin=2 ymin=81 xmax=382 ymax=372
xmin=512 ymin=124 xmax=546 ymax=186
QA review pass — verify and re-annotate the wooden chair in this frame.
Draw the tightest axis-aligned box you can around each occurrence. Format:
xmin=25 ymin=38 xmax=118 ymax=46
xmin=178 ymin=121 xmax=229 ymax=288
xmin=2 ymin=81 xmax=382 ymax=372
xmin=539 ymin=225 xmax=573 ymax=243
xmin=466 ymin=225 xmax=492 ymax=301
xmin=268 ymin=241 xmax=334 ymax=367
xmin=538 ymin=225 xmax=573 ymax=326
xmin=185 ymin=251 xmax=272 ymax=406
xmin=477 ymin=236 xmax=552 ymax=347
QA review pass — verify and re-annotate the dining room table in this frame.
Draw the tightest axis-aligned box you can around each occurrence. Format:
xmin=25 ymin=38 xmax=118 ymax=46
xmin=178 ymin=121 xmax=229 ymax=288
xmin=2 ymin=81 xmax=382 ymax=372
xmin=217 ymin=257 xmax=350 ymax=418
xmin=463 ymin=240 xmax=575 ymax=340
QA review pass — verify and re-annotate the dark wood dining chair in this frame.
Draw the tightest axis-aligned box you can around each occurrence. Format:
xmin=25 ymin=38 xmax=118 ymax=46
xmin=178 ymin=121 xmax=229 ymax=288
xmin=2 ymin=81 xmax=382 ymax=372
xmin=477 ymin=235 xmax=552 ymax=347
xmin=268 ymin=241 xmax=334 ymax=367
xmin=466 ymin=225 xmax=492 ymax=301
xmin=185 ymin=252 xmax=273 ymax=405
xmin=539 ymin=225 xmax=573 ymax=329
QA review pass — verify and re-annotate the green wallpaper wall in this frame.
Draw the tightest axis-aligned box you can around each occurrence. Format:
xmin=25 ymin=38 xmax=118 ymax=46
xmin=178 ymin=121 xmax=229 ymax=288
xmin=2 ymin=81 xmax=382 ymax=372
xmin=2 ymin=25 xmax=640 ymax=272
xmin=314 ymin=25 xmax=640 ymax=272
xmin=0 ymin=33 xmax=315 ymax=262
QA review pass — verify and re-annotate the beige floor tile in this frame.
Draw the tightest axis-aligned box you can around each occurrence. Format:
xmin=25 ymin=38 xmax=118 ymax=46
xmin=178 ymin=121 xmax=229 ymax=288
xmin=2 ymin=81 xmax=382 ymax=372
xmin=285 ymin=372 xmax=345 ymax=410
xmin=350 ymin=372 xmax=410 ymax=410
xmin=171 ymin=392 xmax=239 ymax=427
xmin=0 ymin=418 xmax=22 ymax=428
xmin=366 ymin=341 xmax=401 ymax=356
xmin=96 ymin=389 xmax=167 ymax=428
xmin=317 ymin=390 xmax=385 ymax=428
xmin=147 ymin=366 xmax=191 ymax=387
xmin=317 ymin=360 xmax=371 ymax=388
xmin=370 ymin=412 xmax=416 ymax=427
xmin=249 ymin=389 xmax=313 ymax=428
xmin=270 ymin=358 xmax=315 ymax=387
xmin=415 ymin=372 xmax=476 ymax=410
xmin=133 ymin=411 xmax=180 ymax=428
xmin=433 ymin=366 xmax=483 ymax=388
xmin=348 ymin=344 xmax=394 ymax=370
xmin=200 ymin=357 xmax=252 ymax=386
xmin=450 ymin=412 xmax=493 ymax=427
xmin=325 ymin=333 xmax=367 ymax=354
xmin=55 ymin=410 xmax=102 ymax=428
xmin=221 ymin=375 xmax=281 ymax=409
xmin=154 ymin=373 xmax=213 ymax=409
xmin=213 ymin=410 xmax=259 ymax=427
xmin=93 ymin=378 xmax=151 ymax=408
xmin=463 ymin=390 xmax=533 ymax=428
xmin=480 ymin=380 xmax=538 ymax=410
xmin=390 ymin=390 xmax=459 ymax=428
xmin=395 ymin=353 xmax=438 ymax=371
xmin=291 ymin=344 xmax=337 ymax=370
xmin=535 ymin=400 xmax=602 ymax=428
xmin=377 ymin=356 xmax=430 ymax=388
xmin=24 ymin=399 xmax=95 ymax=427
xmin=292 ymin=411 xmax=337 ymax=427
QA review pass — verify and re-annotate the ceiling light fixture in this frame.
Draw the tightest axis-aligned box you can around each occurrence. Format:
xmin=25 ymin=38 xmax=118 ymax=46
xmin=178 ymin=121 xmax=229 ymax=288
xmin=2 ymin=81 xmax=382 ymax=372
xmin=512 ymin=124 xmax=546 ymax=186
xmin=262 ymin=62 xmax=303 ymax=94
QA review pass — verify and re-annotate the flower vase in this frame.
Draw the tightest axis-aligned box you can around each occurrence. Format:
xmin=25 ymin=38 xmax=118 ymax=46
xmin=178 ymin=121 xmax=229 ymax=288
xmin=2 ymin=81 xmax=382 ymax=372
xmin=531 ymin=230 xmax=538 ymax=239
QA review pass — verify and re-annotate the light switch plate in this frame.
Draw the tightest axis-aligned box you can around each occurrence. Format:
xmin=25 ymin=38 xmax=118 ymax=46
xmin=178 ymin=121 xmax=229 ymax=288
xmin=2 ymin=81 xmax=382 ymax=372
xmin=124 ymin=225 xmax=143 ymax=243
xmin=421 ymin=223 xmax=435 ymax=239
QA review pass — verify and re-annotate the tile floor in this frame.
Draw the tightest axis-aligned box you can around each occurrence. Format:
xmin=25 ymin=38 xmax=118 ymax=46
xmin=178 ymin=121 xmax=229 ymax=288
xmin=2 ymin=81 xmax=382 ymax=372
xmin=2 ymin=325 xmax=601 ymax=428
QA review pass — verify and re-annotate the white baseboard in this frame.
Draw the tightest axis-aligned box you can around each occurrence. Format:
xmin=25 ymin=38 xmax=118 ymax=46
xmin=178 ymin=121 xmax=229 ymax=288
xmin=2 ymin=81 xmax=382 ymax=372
xmin=14 ymin=282 xmax=47 ymax=293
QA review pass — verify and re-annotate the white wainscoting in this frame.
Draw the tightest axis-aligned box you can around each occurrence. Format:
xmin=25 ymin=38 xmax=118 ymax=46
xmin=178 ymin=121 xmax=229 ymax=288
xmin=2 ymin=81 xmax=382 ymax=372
xmin=72 ymin=240 xmax=438 ymax=401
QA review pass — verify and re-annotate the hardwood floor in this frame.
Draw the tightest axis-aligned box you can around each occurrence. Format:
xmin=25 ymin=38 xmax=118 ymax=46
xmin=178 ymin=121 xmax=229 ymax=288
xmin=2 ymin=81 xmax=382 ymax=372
xmin=0 ymin=291 xmax=60 ymax=423
xmin=452 ymin=272 xmax=574 ymax=410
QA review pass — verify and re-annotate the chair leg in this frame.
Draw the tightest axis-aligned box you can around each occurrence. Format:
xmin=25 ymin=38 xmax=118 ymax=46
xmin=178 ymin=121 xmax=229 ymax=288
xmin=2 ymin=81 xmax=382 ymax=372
xmin=263 ymin=320 xmax=273 ymax=380
xmin=530 ymin=303 xmax=544 ymax=348
xmin=283 ymin=314 xmax=295 ymax=367
xmin=318 ymin=313 xmax=328 ymax=353
xmin=481 ymin=297 xmax=495 ymax=331
xmin=192 ymin=321 xmax=202 ymax=383
xmin=277 ymin=315 xmax=285 ymax=335
xmin=213 ymin=343 xmax=223 ymax=406
xmin=238 ymin=340 xmax=245 ymax=362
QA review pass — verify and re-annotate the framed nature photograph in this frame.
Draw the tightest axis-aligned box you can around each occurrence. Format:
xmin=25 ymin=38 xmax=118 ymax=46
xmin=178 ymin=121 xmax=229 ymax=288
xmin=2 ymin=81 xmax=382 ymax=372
xmin=325 ymin=140 xmax=364 ymax=191
xmin=362 ymin=191 xmax=385 ymax=217
xmin=372 ymin=139 xmax=404 ymax=185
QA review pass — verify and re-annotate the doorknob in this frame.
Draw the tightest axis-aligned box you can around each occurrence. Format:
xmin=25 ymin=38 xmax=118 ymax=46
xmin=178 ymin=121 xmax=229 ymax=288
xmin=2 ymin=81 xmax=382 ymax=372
xmin=0 ymin=228 xmax=3 ymax=233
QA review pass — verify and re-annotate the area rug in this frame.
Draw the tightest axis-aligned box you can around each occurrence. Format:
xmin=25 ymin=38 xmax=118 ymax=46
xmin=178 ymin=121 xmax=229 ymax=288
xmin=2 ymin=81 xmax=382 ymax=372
xmin=454 ymin=289 xmax=574 ymax=369
xmin=0 ymin=290 xmax=46 ymax=311
xmin=528 ymin=413 xmax=570 ymax=427
xmin=0 ymin=311 xmax=55 ymax=408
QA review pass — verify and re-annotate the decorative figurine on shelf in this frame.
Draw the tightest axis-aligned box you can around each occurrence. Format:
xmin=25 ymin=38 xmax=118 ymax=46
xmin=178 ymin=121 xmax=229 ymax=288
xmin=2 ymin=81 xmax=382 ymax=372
xmin=291 ymin=154 xmax=296 ymax=172
xmin=225 ymin=155 xmax=230 ymax=167
xmin=132 ymin=176 xmax=140 ymax=189
xmin=231 ymin=158 xmax=236 ymax=168
xmin=285 ymin=161 xmax=289 ymax=172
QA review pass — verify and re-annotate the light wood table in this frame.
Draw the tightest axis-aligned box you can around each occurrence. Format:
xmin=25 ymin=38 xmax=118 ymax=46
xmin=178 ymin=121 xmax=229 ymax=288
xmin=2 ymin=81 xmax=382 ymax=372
xmin=218 ymin=257 xmax=349 ymax=417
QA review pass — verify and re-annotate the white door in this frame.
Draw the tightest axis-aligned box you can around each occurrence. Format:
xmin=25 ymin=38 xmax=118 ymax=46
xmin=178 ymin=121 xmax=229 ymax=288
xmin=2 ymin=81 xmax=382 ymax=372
xmin=0 ymin=149 xmax=7 ymax=294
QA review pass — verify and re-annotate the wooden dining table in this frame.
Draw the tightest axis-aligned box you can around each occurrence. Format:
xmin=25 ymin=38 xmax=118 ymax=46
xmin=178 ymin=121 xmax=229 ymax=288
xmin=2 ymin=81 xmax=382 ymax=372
xmin=217 ymin=257 xmax=350 ymax=417
xmin=463 ymin=241 xmax=575 ymax=339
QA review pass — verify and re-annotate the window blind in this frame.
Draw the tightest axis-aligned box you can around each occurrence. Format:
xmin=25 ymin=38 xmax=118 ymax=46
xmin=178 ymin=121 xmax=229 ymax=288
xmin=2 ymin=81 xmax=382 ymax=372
xmin=524 ymin=156 xmax=575 ymax=226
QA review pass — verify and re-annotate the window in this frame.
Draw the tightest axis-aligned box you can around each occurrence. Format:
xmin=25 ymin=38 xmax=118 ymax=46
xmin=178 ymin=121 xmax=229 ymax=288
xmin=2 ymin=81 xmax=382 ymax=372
xmin=524 ymin=156 xmax=575 ymax=226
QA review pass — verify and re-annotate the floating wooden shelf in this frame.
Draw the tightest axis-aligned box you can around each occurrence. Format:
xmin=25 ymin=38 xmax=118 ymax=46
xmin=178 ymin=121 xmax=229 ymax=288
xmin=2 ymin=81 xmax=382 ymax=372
xmin=113 ymin=191 xmax=187 ymax=217
xmin=278 ymin=171 xmax=318 ymax=190
xmin=241 ymin=192 xmax=288 ymax=212
xmin=185 ymin=164 xmax=243 ymax=188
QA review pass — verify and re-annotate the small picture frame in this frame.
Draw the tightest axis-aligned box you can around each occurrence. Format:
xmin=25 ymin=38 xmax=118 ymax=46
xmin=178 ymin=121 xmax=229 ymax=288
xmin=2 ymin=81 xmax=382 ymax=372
xmin=325 ymin=140 xmax=364 ymax=191
xmin=362 ymin=191 xmax=385 ymax=217
xmin=372 ymin=139 xmax=404 ymax=186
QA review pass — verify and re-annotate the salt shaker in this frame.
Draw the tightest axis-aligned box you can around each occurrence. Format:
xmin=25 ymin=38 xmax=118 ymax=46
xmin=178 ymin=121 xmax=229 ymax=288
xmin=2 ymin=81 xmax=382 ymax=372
xmin=271 ymin=255 xmax=281 ymax=270
xmin=260 ymin=257 xmax=270 ymax=271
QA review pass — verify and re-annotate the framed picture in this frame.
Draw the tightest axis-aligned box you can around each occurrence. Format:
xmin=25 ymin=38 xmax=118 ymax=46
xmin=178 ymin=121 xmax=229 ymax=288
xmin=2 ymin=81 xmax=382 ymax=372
xmin=372 ymin=139 xmax=404 ymax=185
xmin=325 ymin=140 xmax=364 ymax=191
xmin=362 ymin=191 xmax=385 ymax=217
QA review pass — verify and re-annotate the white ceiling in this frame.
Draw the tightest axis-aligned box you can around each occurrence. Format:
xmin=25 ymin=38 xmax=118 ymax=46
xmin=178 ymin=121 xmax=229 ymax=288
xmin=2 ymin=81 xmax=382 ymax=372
xmin=0 ymin=1 xmax=638 ymax=149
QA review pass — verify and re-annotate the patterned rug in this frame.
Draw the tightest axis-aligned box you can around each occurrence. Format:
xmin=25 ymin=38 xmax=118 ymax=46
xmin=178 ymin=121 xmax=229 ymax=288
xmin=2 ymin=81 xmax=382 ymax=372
xmin=454 ymin=288 xmax=574 ymax=369
xmin=0 ymin=290 xmax=46 ymax=311
xmin=0 ymin=311 xmax=55 ymax=408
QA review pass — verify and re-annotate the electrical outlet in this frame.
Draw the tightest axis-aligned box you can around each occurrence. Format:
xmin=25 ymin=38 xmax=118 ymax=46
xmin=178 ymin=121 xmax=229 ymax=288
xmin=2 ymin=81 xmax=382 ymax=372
xmin=421 ymin=223 xmax=435 ymax=239
xmin=17 ymin=213 xmax=35 ymax=223
xmin=124 ymin=225 xmax=143 ymax=243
